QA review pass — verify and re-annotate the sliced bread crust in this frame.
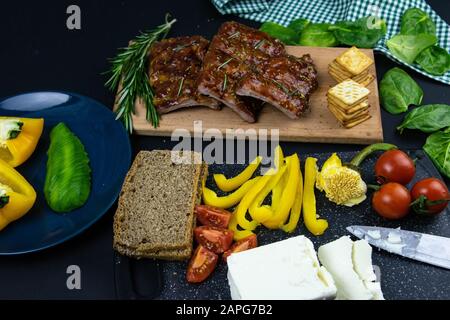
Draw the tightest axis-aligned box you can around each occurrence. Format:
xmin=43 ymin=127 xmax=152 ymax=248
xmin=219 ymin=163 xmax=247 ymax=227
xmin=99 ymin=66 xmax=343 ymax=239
xmin=113 ymin=150 xmax=207 ymax=260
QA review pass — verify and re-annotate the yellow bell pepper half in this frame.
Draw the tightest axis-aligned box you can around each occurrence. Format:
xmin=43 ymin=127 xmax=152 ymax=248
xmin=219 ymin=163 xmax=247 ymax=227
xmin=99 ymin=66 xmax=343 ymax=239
xmin=262 ymin=154 xmax=300 ymax=230
xmin=0 ymin=117 xmax=44 ymax=167
xmin=213 ymin=156 xmax=262 ymax=192
xmin=0 ymin=159 xmax=37 ymax=231
xmin=303 ymin=157 xmax=328 ymax=236
xmin=202 ymin=177 xmax=260 ymax=209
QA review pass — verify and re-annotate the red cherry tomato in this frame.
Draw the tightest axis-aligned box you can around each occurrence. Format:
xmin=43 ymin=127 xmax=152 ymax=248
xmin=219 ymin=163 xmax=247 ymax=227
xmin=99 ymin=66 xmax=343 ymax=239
xmin=194 ymin=226 xmax=234 ymax=254
xmin=223 ymin=234 xmax=258 ymax=262
xmin=411 ymin=178 xmax=450 ymax=215
xmin=195 ymin=205 xmax=232 ymax=228
xmin=375 ymin=150 xmax=415 ymax=185
xmin=372 ymin=182 xmax=411 ymax=220
xmin=186 ymin=245 xmax=218 ymax=283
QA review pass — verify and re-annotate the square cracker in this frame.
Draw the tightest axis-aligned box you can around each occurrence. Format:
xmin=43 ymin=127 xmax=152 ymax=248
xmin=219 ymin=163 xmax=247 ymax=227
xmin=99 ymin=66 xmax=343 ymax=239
xmin=328 ymin=79 xmax=370 ymax=105
xmin=343 ymin=114 xmax=372 ymax=129
xmin=328 ymin=69 xmax=349 ymax=83
xmin=355 ymin=73 xmax=375 ymax=87
xmin=328 ymin=94 xmax=368 ymax=113
xmin=329 ymin=61 xmax=353 ymax=77
xmin=336 ymin=46 xmax=374 ymax=75
xmin=329 ymin=101 xmax=370 ymax=121
xmin=333 ymin=100 xmax=369 ymax=116
xmin=327 ymin=103 xmax=369 ymax=124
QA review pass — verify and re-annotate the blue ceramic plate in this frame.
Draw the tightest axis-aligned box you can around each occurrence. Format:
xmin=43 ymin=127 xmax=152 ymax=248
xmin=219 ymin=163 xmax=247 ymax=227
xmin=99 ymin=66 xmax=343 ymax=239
xmin=0 ymin=92 xmax=131 ymax=255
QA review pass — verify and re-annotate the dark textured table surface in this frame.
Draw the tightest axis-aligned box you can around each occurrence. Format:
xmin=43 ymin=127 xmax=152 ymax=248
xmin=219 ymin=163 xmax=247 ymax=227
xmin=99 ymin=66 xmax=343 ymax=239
xmin=0 ymin=0 xmax=449 ymax=299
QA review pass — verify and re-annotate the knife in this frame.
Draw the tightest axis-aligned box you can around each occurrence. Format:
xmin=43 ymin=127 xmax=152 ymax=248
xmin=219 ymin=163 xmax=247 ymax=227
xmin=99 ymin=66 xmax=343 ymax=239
xmin=347 ymin=226 xmax=450 ymax=270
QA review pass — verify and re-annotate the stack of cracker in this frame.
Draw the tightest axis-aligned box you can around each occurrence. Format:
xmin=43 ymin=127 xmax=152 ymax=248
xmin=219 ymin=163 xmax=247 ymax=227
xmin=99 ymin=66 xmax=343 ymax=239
xmin=327 ymin=79 xmax=371 ymax=129
xmin=329 ymin=46 xmax=375 ymax=87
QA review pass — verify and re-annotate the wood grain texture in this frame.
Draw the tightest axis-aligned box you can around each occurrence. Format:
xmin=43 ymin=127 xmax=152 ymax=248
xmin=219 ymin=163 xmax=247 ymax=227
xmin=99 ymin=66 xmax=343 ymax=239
xmin=114 ymin=46 xmax=383 ymax=145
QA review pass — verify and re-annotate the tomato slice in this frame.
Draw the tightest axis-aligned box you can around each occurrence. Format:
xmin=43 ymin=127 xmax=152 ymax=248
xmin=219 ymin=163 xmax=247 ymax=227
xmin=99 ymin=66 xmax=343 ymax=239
xmin=223 ymin=234 xmax=258 ymax=262
xmin=186 ymin=245 xmax=218 ymax=283
xmin=194 ymin=226 xmax=234 ymax=254
xmin=195 ymin=205 xmax=232 ymax=228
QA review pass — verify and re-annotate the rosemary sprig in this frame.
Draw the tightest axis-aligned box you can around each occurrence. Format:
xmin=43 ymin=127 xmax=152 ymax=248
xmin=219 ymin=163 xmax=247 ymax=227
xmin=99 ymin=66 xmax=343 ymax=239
xmin=177 ymin=77 xmax=185 ymax=97
xmin=217 ymin=58 xmax=233 ymax=70
xmin=254 ymin=39 xmax=265 ymax=49
xmin=105 ymin=14 xmax=176 ymax=133
xmin=173 ymin=41 xmax=196 ymax=52
xmin=271 ymin=79 xmax=290 ymax=95
xmin=228 ymin=31 xmax=240 ymax=39
xmin=222 ymin=74 xmax=228 ymax=92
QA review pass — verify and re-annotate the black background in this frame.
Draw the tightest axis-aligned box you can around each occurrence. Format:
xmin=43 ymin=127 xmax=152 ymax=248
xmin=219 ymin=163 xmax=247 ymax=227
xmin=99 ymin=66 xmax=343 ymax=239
xmin=0 ymin=0 xmax=449 ymax=299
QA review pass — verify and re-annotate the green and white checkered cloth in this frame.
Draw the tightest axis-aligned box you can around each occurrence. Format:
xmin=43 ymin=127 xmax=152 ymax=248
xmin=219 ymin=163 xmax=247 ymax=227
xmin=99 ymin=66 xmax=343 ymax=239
xmin=212 ymin=0 xmax=450 ymax=84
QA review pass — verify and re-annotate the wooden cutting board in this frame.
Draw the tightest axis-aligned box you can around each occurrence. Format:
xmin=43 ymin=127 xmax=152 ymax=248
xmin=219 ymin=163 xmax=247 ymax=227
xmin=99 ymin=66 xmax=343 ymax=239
xmin=116 ymin=46 xmax=383 ymax=144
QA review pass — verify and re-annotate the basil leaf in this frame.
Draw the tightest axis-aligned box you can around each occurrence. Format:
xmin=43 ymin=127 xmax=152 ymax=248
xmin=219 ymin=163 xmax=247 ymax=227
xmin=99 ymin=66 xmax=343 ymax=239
xmin=331 ymin=16 xmax=386 ymax=48
xmin=298 ymin=23 xmax=339 ymax=47
xmin=387 ymin=34 xmax=437 ymax=64
xmin=380 ymin=67 xmax=423 ymax=114
xmin=259 ymin=21 xmax=299 ymax=45
xmin=400 ymin=8 xmax=436 ymax=36
xmin=288 ymin=18 xmax=310 ymax=35
xmin=398 ymin=104 xmax=450 ymax=133
xmin=415 ymin=46 xmax=450 ymax=76
xmin=423 ymin=127 xmax=450 ymax=179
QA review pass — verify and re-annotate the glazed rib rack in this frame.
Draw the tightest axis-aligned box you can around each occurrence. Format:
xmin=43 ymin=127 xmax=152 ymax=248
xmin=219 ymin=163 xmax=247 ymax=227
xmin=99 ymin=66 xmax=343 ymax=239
xmin=150 ymin=22 xmax=319 ymax=122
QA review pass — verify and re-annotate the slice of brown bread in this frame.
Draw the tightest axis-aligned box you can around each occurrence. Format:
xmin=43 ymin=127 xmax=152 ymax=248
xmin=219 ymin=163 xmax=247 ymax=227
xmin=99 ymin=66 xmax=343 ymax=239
xmin=113 ymin=150 xmax=205 ymax=256
xmin=114 ymin=161 xmax=208 ymax=260
xmin=114 ymin=243 xmax=192 ymax=261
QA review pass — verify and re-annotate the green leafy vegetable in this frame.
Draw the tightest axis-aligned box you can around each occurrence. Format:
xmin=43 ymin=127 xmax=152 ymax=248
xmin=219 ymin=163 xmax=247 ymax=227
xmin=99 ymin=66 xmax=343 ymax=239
xmin=415 ymin=46 xmax=450 ymax=75
xmin=423 ymin=127 xmax=450 ymax=179
xmin=288 ymin=18 xmax=310 ymax=34
xmin=44 ymin=123 xmax=91 ymax=213
xmin=259 ymin=21 xmax=298 ymax=45
xmin=398 ymin=104 xmax=450 ymax=133
xmin=331 ymin=16 xmax=387 ymax=48
xmin=400 ymin=8 xmax=436 ymax=36
xmin=299 ymin=23 xmax=339 ymax=47
xmin=387 ymin=33 xmax=437 ymax=64
xmin=379 ymin=67 xmax=423 ymax=114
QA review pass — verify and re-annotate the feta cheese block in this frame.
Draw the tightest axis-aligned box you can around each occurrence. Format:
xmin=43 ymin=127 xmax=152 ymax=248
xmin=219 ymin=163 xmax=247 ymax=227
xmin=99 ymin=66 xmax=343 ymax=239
xmin=353 ymin=240 xmax=377 ymax=282
xmin=227 ymin=235 xmax=337 ymax=300
xmin=318 ymin=236 xmax=384 ymax=300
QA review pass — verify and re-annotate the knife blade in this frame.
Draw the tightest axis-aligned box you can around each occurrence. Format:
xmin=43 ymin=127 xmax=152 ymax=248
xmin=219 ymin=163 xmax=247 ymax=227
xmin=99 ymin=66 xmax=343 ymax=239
xmin=346 ymin=226 xmax=450 ymax=270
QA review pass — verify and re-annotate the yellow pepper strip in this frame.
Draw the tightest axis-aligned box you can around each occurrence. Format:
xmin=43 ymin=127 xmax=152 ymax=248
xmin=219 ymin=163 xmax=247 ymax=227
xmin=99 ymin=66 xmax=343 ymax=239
xmin=263 ymin=154 xmax=300 ymax=229
xmin=214 ymin=156 xmax=262 ymax=192
xmin=270 ymin=145 xmax=285 ymax=209
xmin=303 ymin=157 xmax=328 ymax=236
xmin=249 ymin=165 xmax=287 ymax=223
xmin=202 ymin=177 xmax=260 ymax=209
xmin=235 ymin=168 xmax=277 ymax=231
xmin=0 ymin=117 xmax=44 ymax=167
xmin=281 ymin=159 xmax=304 ymax=233
xmin=229 ymin=211 xmax=255 ymax=241
xmin=0 ymin=159 xmax=37 ymax=231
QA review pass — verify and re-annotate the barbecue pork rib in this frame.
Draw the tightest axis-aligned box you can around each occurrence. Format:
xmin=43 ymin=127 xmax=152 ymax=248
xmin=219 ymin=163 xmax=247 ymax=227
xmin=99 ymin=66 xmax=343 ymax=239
xmin=198 ymin=21 xmax=318 ymax=121
xmin=149 ymin=36 xmax=220 ymax=114
xmin=197 ymin=36 xmax=263 ymax=123
xmin=236 ymin=54 xmax=318 ymax=119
